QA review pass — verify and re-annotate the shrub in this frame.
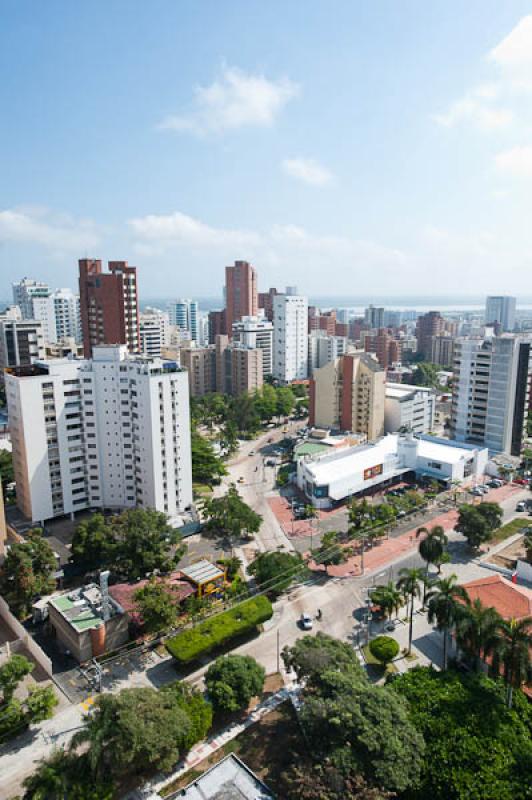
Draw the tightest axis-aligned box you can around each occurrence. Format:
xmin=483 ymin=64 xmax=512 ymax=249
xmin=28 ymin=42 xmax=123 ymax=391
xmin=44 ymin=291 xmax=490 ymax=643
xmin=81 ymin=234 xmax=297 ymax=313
xmin=369 ymin=636 xmax=399 ymax=665
xmin=205 ymin=655 xmax=265 ymax=714
xmin=165 ymin=596 xmax=273 ymax=664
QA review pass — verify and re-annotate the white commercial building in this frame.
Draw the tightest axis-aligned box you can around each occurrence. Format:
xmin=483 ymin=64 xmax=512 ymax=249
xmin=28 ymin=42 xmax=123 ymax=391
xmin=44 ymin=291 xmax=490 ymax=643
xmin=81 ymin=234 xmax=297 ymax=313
xmin=385 ymin=383 xmax=436 ymax=435
xmin=168 ymin=299 xmax=199 ymax=344
xmin=485 ymin=296 xmax=516 ymax=332
xmin=308 ymin=331 xmax=348 ymax=373
xmin=296 ymin=432 xmax=488 ymax=509
xmin=232 ymin=315 xmax=274 ymax=378
xmin=5 ymin=346 xmax=193 ymax=524
xmin=139 ymin=308 xmax=170 ymax=358
xmin=451 ymin=335 xmax=532 ymax=456
xmin=272 ymin=287 xmax=308 ymax=382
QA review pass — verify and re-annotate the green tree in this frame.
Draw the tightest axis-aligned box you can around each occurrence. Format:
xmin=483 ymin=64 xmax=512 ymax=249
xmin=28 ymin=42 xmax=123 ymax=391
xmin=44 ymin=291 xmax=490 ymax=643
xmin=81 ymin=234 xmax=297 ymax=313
xmin=282 ymin=633 xmax=364 ymax=684
xmin=25 ymin=685 xmax=58 ymax=723
xmin=311 ymin=531 xmax=346 ymax=566
xmin=161 ymin=681 xmax=213 ymax=748
xmin=228 ymin=392 xmax=261 ymax=435
xmin=411 ymin=362 xmax=440 ymax=388
xmin=426 ymin=574 xmax=468 ymax=669
xmin=370 ymin=582 xmax=404 ymax=620
xmin=369 ymin=635 xmax=399 ymax=665
xmin=72 ymin=688 xmax=192 ymax=780
xmin=476 ymin=501 xmax=503 ymax=531
xmin=22 ymin=750 xmax=114 ymax=800
xmin=202 ymin=484 xmax=262 ymax=546
xmin=134 ymin=579 xmax=178 ymax=634
xmin=455 ymin=596 xmax=501 ymax=671
xmin=248 ymin=550 xmax=303 ymax=597
xmin=491 ymin=616 xmax=532 ymax=708
xmin=0 ymin=653 xmax=33 ymax=704
xmin=70 ymin=514 xmax=114 ymax=573
xmin=254 ymin=384 xmax=277 ymax=421
xmin=416 ymin=524 xmax=448 ymax=575
xmin=0 ymin=532 xmax=56 ymax=618
xmin=391 ymin=666 xmax=532 ymax=800
xmin=276 ymin=386 xmax=296 ymax=417
xmin=456 ymin=505 xmax=493 ymax=550
xmin=0 ymin=449 xmax=14 ymax=491
xmin=191 ymin=429 xmax=227 ymax=485
xmin=205 ymin=655 xmax=265 ymax=714
xmin=397 ymin=567 xmax=425 ymax=655
xmin=217 ymin=555 xmax=242 ymax=581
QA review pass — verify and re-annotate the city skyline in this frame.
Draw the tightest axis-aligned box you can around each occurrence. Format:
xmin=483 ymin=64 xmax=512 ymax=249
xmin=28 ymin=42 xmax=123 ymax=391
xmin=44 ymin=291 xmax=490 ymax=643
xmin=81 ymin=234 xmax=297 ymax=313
xmin=2 ymin=3 xmax=532 ymax=297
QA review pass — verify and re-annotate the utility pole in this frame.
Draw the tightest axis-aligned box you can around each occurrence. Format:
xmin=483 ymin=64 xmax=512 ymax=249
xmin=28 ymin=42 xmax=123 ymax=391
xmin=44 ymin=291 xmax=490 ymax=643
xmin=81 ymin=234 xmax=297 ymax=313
xmin=276 ymin=629 xmax=280 ymax=674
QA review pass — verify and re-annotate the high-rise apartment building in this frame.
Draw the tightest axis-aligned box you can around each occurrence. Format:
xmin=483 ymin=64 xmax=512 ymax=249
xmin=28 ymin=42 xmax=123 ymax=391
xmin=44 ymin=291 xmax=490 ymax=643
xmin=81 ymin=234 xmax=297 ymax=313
xmin=385 ymin=383 xmax=436 ymax=434
xmin=179 ymin=344 xmax=217 ymax=397
xmin=272 ymin=288 xmax=308 ymax=382
xmin=258 ymin=288 xmax=278 ymax=322
xmin=12 ymin=278 xmax=50 ymax=319
xmin=139 ymin=308 xmax=170 ymax=358
xmin=208 ymin=309 xmax=227 ymax=343
xmin=416 ymin=311 xmax=444 ymax=359
xmin=232 ymin=316 xmax=273 ymax=377
xmin=485 ymin=296 xmax=516 ymax=332
xmin=79 ymin=259 xmax=140 ymax=357
xmin=5 ymin=346 xmax=193 ymax=524
xmin=168 ymin=299 xmax=199 ymax=343
xmin=309 ymin=352 xmax=385 ymax=440
xmin=214 ymin=336 xmax=263 ymax=396
xmin=450 ymin=336 xmax=532 ymax=455
xmin=225 ymin=260 xmax=258 ymax=336
xmin=0 ymin=319 xmax=45 ymax=372
xmin=431 ymin=334 xmax=455 ymax=367
xmin=364 ymin=328 xmax=401 ymax=369
xmin=308 ymin=331 xmax=348 ymax=373
xmin=52 ymin=289 xmax=81 ymax=343
xmin=364 ymin=305 xmax=385 ymax=329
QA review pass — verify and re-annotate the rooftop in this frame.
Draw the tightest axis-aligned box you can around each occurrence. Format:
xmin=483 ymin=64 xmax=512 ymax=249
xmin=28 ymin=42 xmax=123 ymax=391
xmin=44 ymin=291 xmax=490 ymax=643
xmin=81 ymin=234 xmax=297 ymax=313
xmin=461 ymin=575 xmax=532 ymax=620
xmin=49 ymin=583 xmax=122 ymax=633
xmin=386 ymin=382 xmax=434 ymax=399
xmin=169 ymin=754 xmax=274 ymax=800
xmin=180 ymin=559 xmax=225 ymax=586
xmin=109 ymin=573 xmax=195 ymax=625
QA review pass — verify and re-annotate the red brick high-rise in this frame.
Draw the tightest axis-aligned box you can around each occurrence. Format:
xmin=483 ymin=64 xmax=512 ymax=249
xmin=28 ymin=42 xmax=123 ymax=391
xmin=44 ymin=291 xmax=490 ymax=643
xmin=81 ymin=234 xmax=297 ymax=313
xmin=416 ymin=311 xmax=444 ymax=360
xmin=79 ymin=259 xmax=140 ymax=357
xmin=258 ymin=287 xmax=278 ymax=322
xmin=225 ymin=260 xmax=258 ymax=338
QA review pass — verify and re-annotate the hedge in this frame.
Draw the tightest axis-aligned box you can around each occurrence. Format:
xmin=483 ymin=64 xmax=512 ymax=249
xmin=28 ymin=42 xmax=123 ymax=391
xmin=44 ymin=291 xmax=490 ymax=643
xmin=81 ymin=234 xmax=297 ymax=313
xmin=165 ymin=596 xmax=273 ymax=664
xmin=369 ymin=635 xmax=400 ymax=665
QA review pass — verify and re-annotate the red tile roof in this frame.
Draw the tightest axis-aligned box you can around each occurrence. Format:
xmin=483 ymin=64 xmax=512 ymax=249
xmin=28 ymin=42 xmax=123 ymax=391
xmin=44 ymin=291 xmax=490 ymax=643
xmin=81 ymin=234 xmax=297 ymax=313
xmin=461 ymin=574 xmax=532 ymax=620
xmin=109 ymin=572 xmax=195 ymax=625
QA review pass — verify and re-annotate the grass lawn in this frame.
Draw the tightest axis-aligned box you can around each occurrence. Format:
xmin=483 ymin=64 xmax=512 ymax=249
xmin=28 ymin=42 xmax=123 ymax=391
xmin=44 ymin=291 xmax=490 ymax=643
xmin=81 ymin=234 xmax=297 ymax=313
xmin=491 ymin=518 xmax=531 ymax=544
xmin=361 ymin=644 xmax=398 ymax=679
xmin=160 ymin=700 xmax=307 ymax=798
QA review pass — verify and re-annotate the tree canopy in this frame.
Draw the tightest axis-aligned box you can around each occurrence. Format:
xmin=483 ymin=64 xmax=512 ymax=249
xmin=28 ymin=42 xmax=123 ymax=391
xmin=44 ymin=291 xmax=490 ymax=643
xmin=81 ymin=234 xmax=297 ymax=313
xmin=456 ymin=502 xmax=502 ymax=549
xmin=205 ymin=654 xmax=265 ymax=714
xmin=202 ymin=484 xmax=262 ymax=544
xmin=248 ymin=550 xmax=303 ymax=597
xmin=191 ymin=429 xmax=227 ymax=485
xmin=0 ymin=530 xmax=57 ymax=618
xmin=133 ymin=579 xmax=178 ymax=634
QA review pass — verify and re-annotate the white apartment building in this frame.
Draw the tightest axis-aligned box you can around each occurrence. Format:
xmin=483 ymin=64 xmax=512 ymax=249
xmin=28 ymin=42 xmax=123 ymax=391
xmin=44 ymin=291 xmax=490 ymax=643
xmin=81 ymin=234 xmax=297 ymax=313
xmin=485 ymin=296 xmax=516 ymax=332
xmin=232 ymin=315 xmax=273 ymax=377
xmin=450 ymin=335 xmax=532 ymax=456
xmin=139 ymin=308 xmax=170 ymax=358
xmin=5 ymin=346 xmax=193 ymax=524
xmin=0 ymin=319 xmax=45 ymax=371
xmin=12 ymin=278 xmax=50 ymax=319
xmin=168 ymin=299 xmax=199 ymax=344
xmin=272 ymin=288 xmax=308 ymax=382
xmin=308 ymin=331 xmax=348 ymax=373
xmin=385 ymin=383 xmax=436 ymax=435
xmin=53 ymin=289 xmax=81 ymax=343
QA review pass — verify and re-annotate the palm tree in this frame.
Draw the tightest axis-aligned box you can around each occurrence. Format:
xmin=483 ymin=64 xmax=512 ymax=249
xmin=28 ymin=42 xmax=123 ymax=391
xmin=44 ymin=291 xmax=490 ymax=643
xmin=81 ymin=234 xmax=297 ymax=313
xmin=454 ymin=596 xmax=501 ymax=672
xmin=416 ymin=525 xmax=448 ymax=575
xmin=370 ymin=581 xmax=404 ymax=621
xmin=491 ymin=616 xmax=532 ymax=709
xmin=426 ymin=574 xmax=468 ymax=669
xmin=397 ymin=567 xmax=425 ymax=655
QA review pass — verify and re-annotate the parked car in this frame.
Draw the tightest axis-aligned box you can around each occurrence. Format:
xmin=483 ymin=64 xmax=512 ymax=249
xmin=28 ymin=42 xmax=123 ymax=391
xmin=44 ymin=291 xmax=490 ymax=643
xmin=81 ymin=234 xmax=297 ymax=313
xmin=237 ymin=476 xmax=245 ymax=484
xmin=266 ymin=459 xmax=277 ymax=467
xmin=299 ymin=613 xmax=313 ymax=630
xmin=478 ymin=485 xmax=490 ymax=494
xmin=516 ymin=501 xmax=526 ymax=512
xmin=248 ymin=450 xmax=255 ymax=456
xmin=514 ymin=478 xmax=528 ymax=486
xmin=470 ymin=487 xmax=484 ymax=497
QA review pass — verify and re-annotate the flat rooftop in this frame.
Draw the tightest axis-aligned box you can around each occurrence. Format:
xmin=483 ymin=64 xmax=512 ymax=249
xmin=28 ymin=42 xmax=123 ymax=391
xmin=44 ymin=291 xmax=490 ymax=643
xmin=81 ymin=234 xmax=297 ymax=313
xmin=169 ymin=754 xmax=274 ymax=800
xmin=180 ymin=559 xmax=225 ymax=585
xmin=386 ymin=382 xmax=434 ymax=399
xmin=49 ymin=584 xmax=121 ymax=633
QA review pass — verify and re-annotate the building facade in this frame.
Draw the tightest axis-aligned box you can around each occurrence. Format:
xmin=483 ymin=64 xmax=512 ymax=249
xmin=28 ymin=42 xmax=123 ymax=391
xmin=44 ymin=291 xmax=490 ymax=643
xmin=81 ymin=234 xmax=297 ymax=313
xmin=431 ymin=334 xmax=454 ymax=367
xmin=272 ymin=288 xmax=308 ymax=382
xmin=12 ymin=278 xmax=50 ymax=319
xmin=364 ymin=305 xmax=385 ymax=329
xmin=179 ymin=344 xmax=217 ymax=397
xmin=5 ymin=346 xmax=193 ymax=524
xmin=309 ymin=351 xmax=385 ymax=440
xmin=416 ymin=311 xmax=444 ymax=359
xmin=79 ymin=259 xmax=140 ymax=357
xmin=232 ymin=315 xmax=273 ymax=377
xmin=485 ymin=296 xmax=516 ymax=332
xmin=450 ymin=335 xmax=532 ymax=455
xmin=139 ymin=308 xmax=170 ymax=358
xmin=308 ymin=331 xmax=348 ymax=373
xmin=225 ymin=260 xmax=258 ymax=336
xmin=385 ymin=383 xmax=436 ymax=434
xmin=0 ymin=319 xmax=45 ymax=372
xmin=168 ymin=299 xmax=199 ymax=343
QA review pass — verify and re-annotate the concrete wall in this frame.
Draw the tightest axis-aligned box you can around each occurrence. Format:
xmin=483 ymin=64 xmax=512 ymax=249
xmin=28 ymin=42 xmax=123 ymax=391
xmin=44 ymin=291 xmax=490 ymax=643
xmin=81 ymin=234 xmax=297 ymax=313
xmin=0 ymin=596 xmax=52 ymax=675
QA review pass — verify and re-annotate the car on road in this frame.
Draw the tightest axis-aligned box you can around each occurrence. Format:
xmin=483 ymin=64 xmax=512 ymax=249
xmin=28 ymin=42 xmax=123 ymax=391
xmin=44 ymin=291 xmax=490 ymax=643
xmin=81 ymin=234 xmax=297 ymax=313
xmin=265 ymin=459 xmax=277 ymax=467
xmin=385 ymin=619 xmax=398 ymax=632
xmin=470 ymin=487 xmax=484 ymax=497
xmin=478 ymin=485 xmax=490 ymax=494
xmin=267 ymin=436 xmax=274 ymax=443
xmin=396 ymin=509 xmax=407 ymax=518
xmin=237 ymin=476 xmax=245 ymax=483
xmin=248 ymin=450 xmax=255 ymax=456
xmin=516 ymin=501 xmax=526 ymax=512
xmin=299 ymin=613 xmax=313 ymax=630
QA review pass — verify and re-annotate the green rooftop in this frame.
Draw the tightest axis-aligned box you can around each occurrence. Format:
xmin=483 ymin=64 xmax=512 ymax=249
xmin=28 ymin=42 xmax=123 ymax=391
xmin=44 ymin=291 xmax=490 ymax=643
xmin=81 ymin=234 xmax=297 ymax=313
xmin=294 ymin=441 xmax=331 ymax=458
xmin=50 ymin=586 xmax=107 ymax=632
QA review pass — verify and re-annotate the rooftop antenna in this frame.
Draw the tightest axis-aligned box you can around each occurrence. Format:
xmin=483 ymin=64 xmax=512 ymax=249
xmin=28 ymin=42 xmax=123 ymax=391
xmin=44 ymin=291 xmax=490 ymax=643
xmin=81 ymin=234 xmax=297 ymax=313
xmin=99 ymin=570 xmax=111 ymax=622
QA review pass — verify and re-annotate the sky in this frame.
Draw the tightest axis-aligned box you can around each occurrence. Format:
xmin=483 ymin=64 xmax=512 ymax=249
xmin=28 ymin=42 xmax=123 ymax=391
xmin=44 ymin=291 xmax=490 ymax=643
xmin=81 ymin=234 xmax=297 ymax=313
xmin=2 ymin=1 xmax=532 ymax=301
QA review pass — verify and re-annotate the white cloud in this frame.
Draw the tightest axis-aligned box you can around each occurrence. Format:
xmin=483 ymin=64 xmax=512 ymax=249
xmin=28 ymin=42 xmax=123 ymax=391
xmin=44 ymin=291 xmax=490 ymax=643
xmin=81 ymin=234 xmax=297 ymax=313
xmin=282 ymin=157 xmax=334 ymax=186
xmin=494 ymin=145 xmax=532 ymax=177
xmin=0 ymin=208 xmax=101 ymax=252
xmin=490 ymin=15 xmax=532 ymax=89
xmin=159 ymin=66 xmax=299 ymax=135
xmin=128 ymin=211 xmax=262 ymax=249
xmin=433 ymin=84 xmax=513 ymax=130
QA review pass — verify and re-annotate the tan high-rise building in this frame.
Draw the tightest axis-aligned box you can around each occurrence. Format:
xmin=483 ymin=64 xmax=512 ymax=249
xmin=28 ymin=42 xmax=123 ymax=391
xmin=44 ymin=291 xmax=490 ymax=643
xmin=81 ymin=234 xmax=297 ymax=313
xmin=431 ymin=335 xmax=455 ymax=367
xmin=179 ymin=345 xmax=217 ymax=397
xmin=309 ymin=352 xmax=385 ymax=440
xmin=225 ymin=261 xmax=258 ymax=337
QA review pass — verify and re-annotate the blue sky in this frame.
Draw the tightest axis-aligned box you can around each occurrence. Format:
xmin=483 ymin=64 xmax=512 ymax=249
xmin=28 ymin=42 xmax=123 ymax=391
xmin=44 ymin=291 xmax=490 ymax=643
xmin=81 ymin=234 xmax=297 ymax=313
xmin=2 ymin=1 xmax=532 ymax=300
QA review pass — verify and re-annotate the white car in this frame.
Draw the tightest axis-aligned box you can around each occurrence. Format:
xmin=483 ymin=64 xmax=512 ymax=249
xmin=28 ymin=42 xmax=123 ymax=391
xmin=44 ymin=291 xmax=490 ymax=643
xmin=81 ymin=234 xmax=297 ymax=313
xmin=300 ymin=613 xmax=313 ymax=630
